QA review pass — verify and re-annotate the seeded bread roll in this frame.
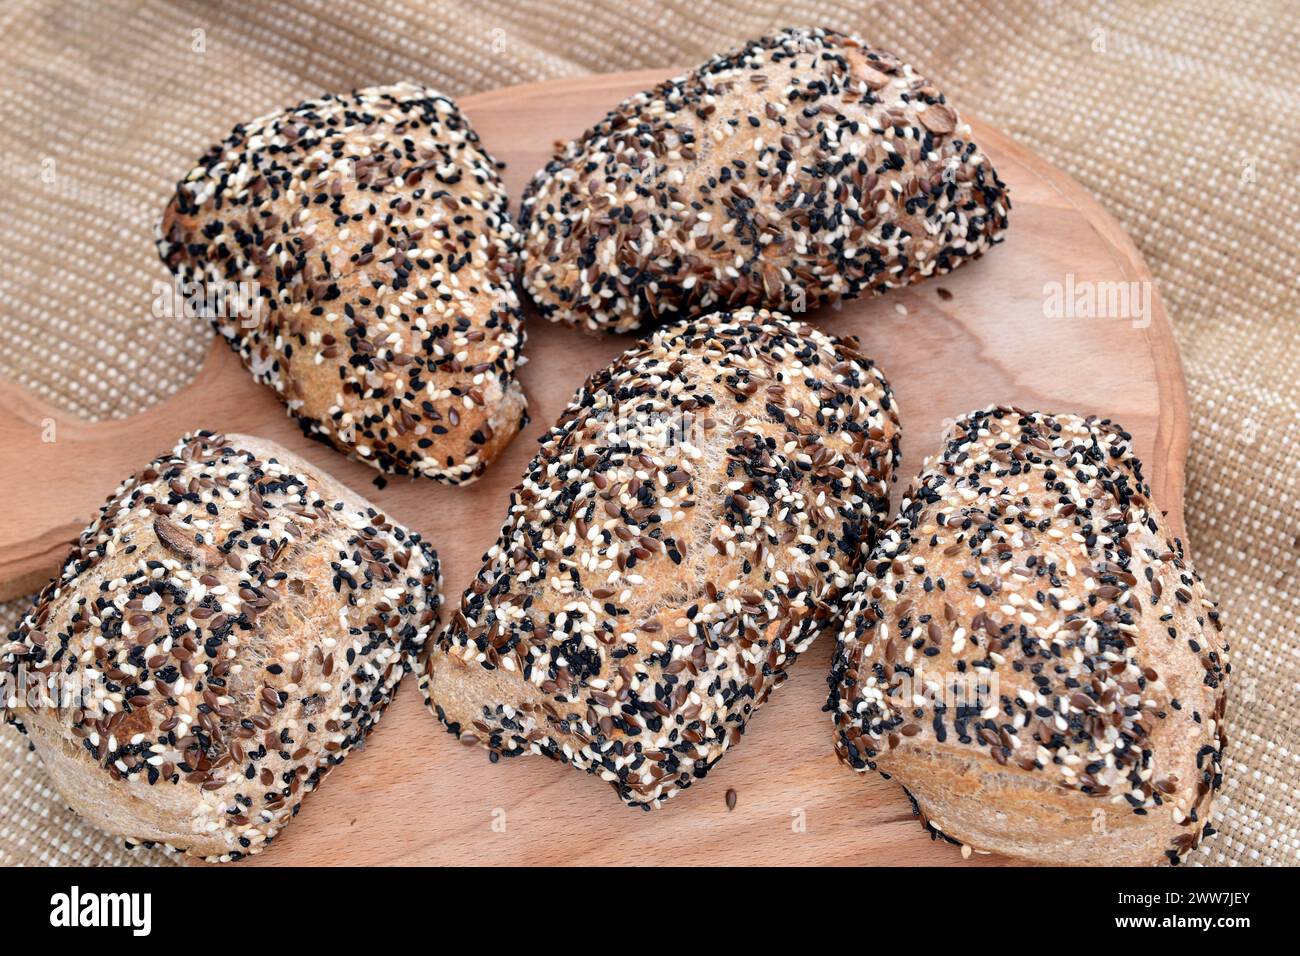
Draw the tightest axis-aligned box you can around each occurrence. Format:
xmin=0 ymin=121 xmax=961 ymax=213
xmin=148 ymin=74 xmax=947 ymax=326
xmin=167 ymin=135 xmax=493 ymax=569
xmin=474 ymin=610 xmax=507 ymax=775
xmin=158 ymin=84 xmax=526 ymax=484
xmin=422 ymin=308 xmax=900 ymax=806
xmin=520 ymin=27 xmax=1009 ymax=334
xmin=828 ymin=407 xmax=1228 ymax=865
xmin=1 ymin=432 xmax=440 ymax=861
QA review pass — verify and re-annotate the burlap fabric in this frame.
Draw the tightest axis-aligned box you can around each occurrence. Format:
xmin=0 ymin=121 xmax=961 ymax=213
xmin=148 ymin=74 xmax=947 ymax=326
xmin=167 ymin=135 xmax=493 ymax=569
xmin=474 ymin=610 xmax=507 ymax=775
xmin=1 ymin=0 xmax=1294 ymax=867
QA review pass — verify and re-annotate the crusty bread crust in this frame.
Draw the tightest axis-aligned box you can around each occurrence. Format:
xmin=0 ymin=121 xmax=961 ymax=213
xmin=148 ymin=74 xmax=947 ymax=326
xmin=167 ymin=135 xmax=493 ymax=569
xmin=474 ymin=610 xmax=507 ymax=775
xmin=520 ymin=27 xmax=1009 ymax=333
xmin=158 ymin=84 xmax=527 ymax=484
xmin=423 ymin=309 xmax=900 ymax=806
xmin=828 ymin=407 xmax=1228 ymax=865
xmin=2 ymin=432 xmax=441 ymax=861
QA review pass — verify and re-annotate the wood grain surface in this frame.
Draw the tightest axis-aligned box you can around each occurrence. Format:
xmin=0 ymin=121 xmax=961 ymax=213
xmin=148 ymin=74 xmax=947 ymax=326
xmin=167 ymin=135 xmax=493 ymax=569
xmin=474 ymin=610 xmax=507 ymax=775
xmin=0 ymin=70 xmax=1187 ymax=866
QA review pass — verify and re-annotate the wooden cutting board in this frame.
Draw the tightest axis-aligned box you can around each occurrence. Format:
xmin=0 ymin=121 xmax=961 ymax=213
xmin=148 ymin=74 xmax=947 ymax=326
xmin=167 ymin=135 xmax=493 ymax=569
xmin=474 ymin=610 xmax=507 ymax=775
xmin=0 ymin=71 xmax=1187 ymax=866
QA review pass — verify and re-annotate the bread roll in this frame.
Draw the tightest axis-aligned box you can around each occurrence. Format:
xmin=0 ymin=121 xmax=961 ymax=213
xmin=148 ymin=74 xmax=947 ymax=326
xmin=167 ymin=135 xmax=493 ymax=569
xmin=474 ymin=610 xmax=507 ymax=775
xmin=423 ymin=308 xmax=900 ymax=806
xmin=1 ymin=432 xmax=440 ymax=861
xmin=520 ymin=27 xmax=1009 ymax=333
xmin=158 ymin=84 xmax=526 ymax=484
xmin=828 ymin=407 xmax=1228 ymax=864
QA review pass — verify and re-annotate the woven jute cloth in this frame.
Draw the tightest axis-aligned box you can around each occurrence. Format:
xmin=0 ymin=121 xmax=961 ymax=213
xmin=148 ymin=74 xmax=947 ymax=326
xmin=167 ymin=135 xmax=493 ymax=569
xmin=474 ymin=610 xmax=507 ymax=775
xmin=1 ymin=0 xmax=1295 ymax=867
